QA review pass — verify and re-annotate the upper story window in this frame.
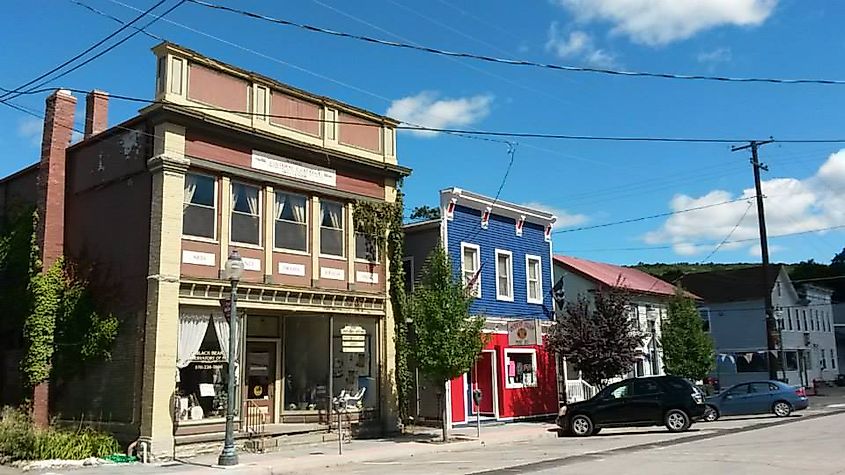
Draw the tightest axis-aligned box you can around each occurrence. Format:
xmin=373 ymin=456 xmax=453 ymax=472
xmin=495 ymin=249 xmax=514 ymax=301
xmin=525 ymin=255 xmax=543 ymax=304
xmin=231 ymin=182 xmax=261 ymax=245
xmin=274 ymin=192 xmax=308 ymax=252
xmin=786 ymin=309 xmax=793 ymax=331
xmin=460 ymin=243 xmax=481 ymax=298
xmin=802 ymin=310 xmax=808 ymax=331
xmin=183 ymin=173 xmax=216 ymax=239
xmin=355 ymin=232 xmax=379 ymax=262
xmin=320 ymin=200 xmax=345 ymax=257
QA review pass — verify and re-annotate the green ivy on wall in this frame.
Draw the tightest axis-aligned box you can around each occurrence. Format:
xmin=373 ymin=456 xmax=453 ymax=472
xmin=0 ymin=209 xmax=118 ymax=390
xmin=353 ymin=192 xmax=412 ymax=423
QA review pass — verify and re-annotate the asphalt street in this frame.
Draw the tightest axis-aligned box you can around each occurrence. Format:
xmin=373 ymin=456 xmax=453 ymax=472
xmin=313 ymin=410 xmax=845 ymax=474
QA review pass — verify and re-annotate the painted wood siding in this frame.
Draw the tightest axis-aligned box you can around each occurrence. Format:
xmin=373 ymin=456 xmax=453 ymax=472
xmin=446 ymin=205 xmax=552 ymax=319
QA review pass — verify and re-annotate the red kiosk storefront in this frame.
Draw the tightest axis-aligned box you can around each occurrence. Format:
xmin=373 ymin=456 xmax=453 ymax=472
xmin=447 ymin=319 xmax=559 ymax=426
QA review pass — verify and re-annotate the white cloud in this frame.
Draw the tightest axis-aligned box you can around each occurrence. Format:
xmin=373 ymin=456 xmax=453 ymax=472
xmin=386 ymin=91 xmax=493 ymax=138
xmin=553 ymin=0 xmax=777 ymax=46
xmin=697 ymin=47 xmax=732 ymax=65
xmin=17 ymin=117 xmax=42 ymax=147
xmin=521 ymin=202 xmax=589 ymax=229
xmin=645 ymin=149 xmax=845 ymax=257
xmin=545 ymin=23 xmax=617 ymax=67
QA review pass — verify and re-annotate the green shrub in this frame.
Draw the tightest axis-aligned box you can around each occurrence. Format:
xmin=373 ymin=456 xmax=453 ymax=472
xmin=0 ymin=407 xmax=120 ymax=462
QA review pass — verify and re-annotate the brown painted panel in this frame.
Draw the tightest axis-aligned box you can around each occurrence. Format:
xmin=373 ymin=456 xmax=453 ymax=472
xmin=269 ymin=91 xmax=322 ymax=137
xmin=354 ymin=262 xmax=384 ymax=293
xmin=187 ymin=63 xmax=249 ymax=112
xmin=69 ymin=128 xmax=147 ymax=194
xmin=181 ymin=239 xmax=220 ymax=279
xmin=272 ymin=251 xmax=311 ymax=287
xmin=185 ymin=132 xmax=251 ymax=169
xmin=231 ymin=246 xmax=264 ymax=283
xmin=317 ymin=258 xmax=347 ymax=290
xmin=338 ymin=112 xmax=381 ymax=153
xmin=336 ymin=172 xmax=383 ymax=199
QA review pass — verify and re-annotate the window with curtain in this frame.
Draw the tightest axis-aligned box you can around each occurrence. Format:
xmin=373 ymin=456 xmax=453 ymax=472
xmin=320 ymin=200 xmax=344 ymax=256
xmin=274 ymin=192 xmax=308 ymax=252
xmin=231 ymin=183 xmax=261 ymax=245
xmin=183 ymin=173 xmax=216 ymax=239
xmin=355 ymin=232 xmax=379 ymax=262
xmin=461 ymin=243 xmax=480 ymax=297
xmin=526 ymin=255 xmax=542 ymax=304
xmin=495 ymin=250 xmax=513 ymax=301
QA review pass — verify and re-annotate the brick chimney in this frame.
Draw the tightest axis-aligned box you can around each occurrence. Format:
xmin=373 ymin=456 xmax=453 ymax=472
xmin=33 ymin=89 xmax=76 ymax=427
xmin=37 ymin=89 xmax=76 ymax=272
xmin=84 ymin=90 xmax=108 ymax=139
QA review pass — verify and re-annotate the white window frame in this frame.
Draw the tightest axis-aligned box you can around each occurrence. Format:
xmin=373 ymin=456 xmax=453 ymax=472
xmin=460 ymin=242 xmax=481 ymax=298
xmin=504 ymin=348 xmax=538 ymax=389
xmin=319 ymin=200 xmax=346 ymax=258
xmin=273 ymin=191 xmax=309 ymax=254
xmin=230 ymin=181 xmax=263 ymax=247
xmin=495 ymin=249 xmax=514 ymax=302
xmin=525 ymin=254 xmax=543 ymax=305
xmin=182 ymin=172 xmax=218 ymax=242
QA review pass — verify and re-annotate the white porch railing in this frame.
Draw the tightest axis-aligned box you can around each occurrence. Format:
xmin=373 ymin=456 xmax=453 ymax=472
xmin=565 ymin=380 xmax=598 ymax=403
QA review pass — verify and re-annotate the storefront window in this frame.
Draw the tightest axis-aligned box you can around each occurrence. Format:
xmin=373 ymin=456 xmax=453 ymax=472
xmin=505 ymin=349 xmax=537 ymax=389
xmin=176 ymin=310 xmax=233 ymax=422
xmin=332 ymin=316 xmax=378 ymax=410
xmin=284 ymin=317 xmax=329 ymax=411
xmin=736 ymin=352 xmax=768 ymax=373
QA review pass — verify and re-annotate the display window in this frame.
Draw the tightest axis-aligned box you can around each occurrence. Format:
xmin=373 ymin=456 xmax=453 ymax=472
xmin=176 ymin=310 xmax=234 ymax=422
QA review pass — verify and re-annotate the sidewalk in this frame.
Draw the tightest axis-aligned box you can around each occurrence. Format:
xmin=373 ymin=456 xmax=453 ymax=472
xmin=55 ymin=421 xmax=559 ymax=475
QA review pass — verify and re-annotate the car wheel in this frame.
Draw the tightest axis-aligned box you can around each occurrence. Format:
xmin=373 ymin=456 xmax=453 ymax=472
xmin=773 ymin=401 xmax=792 ymax=417
xmin=703 ymin=405 xmax=720 ymax=422
xmin=570 ymin=415 xmax=594 ymax=437
xmin=665 ymin=409 xmax=691 ymax=432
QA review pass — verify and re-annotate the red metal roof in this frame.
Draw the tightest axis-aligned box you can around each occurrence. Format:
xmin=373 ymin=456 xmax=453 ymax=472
xmin=554 ymin=255 xmax=687 ymax=298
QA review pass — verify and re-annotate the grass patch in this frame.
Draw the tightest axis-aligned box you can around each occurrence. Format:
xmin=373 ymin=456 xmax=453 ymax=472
xmin=0 ymin=406 xmax=120 ymax=463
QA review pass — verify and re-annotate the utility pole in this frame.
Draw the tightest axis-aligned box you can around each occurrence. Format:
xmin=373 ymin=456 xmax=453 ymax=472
xmin=732 ymin=139 xmax=781 ymax=381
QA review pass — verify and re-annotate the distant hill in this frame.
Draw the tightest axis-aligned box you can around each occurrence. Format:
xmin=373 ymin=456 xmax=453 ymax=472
xmin=630 ymin=262 xmax=759 ymax=284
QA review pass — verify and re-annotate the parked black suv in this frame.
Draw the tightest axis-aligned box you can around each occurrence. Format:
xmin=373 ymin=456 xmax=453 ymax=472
xmin=557 ymin=376 xmax=706 ymax=437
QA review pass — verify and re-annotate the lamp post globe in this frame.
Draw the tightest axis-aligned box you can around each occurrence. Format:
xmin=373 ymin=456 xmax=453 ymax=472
xmin=218 ymin=249 xmax=244 ymax=466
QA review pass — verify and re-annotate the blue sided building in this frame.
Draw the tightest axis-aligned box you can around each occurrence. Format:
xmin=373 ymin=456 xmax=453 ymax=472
xmin=404 ymin=187 xmax=559 ymax=427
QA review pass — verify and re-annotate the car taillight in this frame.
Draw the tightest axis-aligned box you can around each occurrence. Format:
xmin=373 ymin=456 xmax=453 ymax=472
xmin=692 ymin=391 xmax=703 ymax=404
xmin=796 ymin=387 xmax=806 ymax=397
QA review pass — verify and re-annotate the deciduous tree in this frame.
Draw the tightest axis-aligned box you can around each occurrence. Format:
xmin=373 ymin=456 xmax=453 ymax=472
xmin=662 ymin=290 xmax=715 ymax=381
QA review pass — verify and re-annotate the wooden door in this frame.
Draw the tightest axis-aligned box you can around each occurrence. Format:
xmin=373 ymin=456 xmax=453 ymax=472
xmin=245 ymin=341 xmax=277 ymax=423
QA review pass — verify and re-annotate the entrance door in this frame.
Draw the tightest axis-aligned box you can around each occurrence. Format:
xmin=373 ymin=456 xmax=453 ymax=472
xmin=245 ymin=340 xmax=277 ymax=423
xmin=469 ymin=351 xmax=495 ymax=416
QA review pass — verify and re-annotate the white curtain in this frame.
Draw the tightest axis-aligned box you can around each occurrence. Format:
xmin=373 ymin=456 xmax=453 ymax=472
xmin=291 ymin=196 xmax=306 ymax=223
xmin=183 ymin=175 xmax=198 ymax=211
xmin=274 ymin=193 xmax=286 ymax=220
xmin=323 ymin=203 xmax=342 ymax=228
xmin=232 ymin=184 xmax=240 ymax=213
xmin=246 ymin=187 xmax=259 ymax=216
xmin=177 ymin=312 xmax=210 ymax=369
xmin=211 ymin=312 xmax=235 ymax=363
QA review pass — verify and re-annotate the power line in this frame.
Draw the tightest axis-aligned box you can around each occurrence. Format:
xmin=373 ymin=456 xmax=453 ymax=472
xmin=553 ymin=197 xmax=753 ymax=234
xmin=186 ymin=0 xmax=845 ymax=87
xmin=11 ymin=88 xmax=845 ymax=145
xmin=560 ymin=224 xmax=845 ymax=253
xmin=698 ymin=201 xmax=754 ymax=263
xmin=65 ymin=0 xmax=164 ymax=41
xmin=0 ymin=0 xmax=174 ymax=103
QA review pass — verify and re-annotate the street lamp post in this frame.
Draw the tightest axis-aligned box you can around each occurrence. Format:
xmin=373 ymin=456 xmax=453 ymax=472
xmin=218 ymin=250 xmax=244 ymax=467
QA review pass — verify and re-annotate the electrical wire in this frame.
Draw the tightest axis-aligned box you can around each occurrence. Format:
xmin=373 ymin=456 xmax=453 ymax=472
xmin=698 ymin=201 xmax=754 ymax=263
xmin=559 ymin=224 xmax=845 ymax=253
xmin=186 ymin=0 xmax=845 ymax=87
xmin=0 ymin=0 xmax=175 ymax=103
xmin=65 ymin=0 xmax=164 ymax=41
xmin=553 ymin=197 xmax=753 ymax=234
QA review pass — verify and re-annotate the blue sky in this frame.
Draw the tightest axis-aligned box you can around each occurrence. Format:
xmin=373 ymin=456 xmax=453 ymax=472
xmin=2 ymin=0 xmax=844 ymax=266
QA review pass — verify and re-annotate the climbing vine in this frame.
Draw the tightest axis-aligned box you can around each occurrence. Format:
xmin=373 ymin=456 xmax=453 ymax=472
xmin=0 ymin=209 xmax=118 ymax=390
xmin=353 ymin=191 xmax=412 ymax=423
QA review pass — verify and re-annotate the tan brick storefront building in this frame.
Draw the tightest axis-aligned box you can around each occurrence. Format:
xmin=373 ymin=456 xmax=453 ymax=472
xmin=0 ymin=42 xmax=409 ymax=458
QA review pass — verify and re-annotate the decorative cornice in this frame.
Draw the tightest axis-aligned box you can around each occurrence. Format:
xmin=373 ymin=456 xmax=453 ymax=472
xmin=147 ymin=154 xmax=190 ymax=174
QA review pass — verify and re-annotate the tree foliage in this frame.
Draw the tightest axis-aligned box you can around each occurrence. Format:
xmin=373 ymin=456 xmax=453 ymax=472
xmin=662 ymin=290 xmax=715 ymax=381
xmin=409 ymin=205 xmax=440 ymax=221
xmin=546 ymin=289 xmax=641 ymax=387
xmin=410 ymin=245 xmax=485 ymax=439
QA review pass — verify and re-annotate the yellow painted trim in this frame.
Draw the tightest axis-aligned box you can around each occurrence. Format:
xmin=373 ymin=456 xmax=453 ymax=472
xmin=264 ymin=185 xmax=274 ymax=279
xmin=310 ymin=196 xmax=320 ymax=282
xmin=219 ymin=176 xmax=231 ymax=271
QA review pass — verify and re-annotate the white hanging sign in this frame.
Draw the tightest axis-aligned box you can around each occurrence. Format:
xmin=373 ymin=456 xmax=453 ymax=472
xmin=252 ymin=150 xmax=336 ymax=187
xmin=341 ymin=325 xmax=367 ymax=353
xmin=278 ymin=262 xmax=306 ymax=276
xmin=182 ymin=250 xmax=215 ymax=267
xmin=320 ymin=267 xmax=345 ymax=280
xmin=242 ymin=257 xmax=261 ymax=271
xmin=508 ymin=319 xmax=540 ymax=346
